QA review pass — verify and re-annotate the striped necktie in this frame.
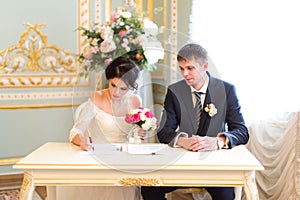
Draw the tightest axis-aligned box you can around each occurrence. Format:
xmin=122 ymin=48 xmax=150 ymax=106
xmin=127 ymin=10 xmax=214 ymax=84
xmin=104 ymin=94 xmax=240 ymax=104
xmin=193 ymin=91 xmax=203 ymax=127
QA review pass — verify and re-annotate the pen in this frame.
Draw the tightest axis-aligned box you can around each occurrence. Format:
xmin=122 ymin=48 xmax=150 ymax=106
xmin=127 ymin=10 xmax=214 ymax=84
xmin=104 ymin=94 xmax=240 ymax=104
xmin=89 ymin=136 xmax=94 ymax=151
xmin=88 ymin=130 xmax=95 ymax=151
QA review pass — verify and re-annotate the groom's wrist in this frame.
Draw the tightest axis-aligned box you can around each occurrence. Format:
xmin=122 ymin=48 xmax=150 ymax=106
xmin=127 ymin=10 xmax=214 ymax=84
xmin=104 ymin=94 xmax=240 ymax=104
xmin=217 ymin=133 xmax=229 ymax=149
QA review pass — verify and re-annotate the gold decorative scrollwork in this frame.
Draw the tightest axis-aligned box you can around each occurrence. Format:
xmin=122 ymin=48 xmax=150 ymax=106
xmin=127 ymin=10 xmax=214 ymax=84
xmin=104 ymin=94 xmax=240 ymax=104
xmin=19 ymin=172 xmax=35 ymax=200
xmin=0 ymin=23 xmax=78 ymax=74
xmin=0 ymin=74 xmax=84 ymax=88
xmin=118 ymin=177 xmax=160 ymax=186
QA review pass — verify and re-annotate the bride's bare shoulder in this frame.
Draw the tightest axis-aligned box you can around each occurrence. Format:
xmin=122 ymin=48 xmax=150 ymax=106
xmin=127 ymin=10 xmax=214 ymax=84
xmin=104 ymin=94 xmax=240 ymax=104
xmin=91 ymin=89 xmax=107 ymax=104
xmin=128 ymin=94 xmax=142 ymax=108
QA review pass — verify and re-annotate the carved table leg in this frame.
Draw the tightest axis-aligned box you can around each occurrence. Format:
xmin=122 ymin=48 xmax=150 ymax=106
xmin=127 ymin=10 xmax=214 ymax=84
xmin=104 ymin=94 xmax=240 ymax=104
xmin=19 ymin=171 xmax=35 ymax=200
xmin=244 ymin=171 xmax=259 ymax=200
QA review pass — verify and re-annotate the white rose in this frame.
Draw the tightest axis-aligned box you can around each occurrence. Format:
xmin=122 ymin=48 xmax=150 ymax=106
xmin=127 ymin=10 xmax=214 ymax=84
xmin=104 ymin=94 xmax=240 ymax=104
xmin=143 ymin=41 xmax=164 ymax=64
xmin=142 ymin=119 xmax=153 ymax=131
xmin=139 ymin=113 xmax=147 ymax=121
xmin=143 ymin=18 xmax=158 ymax=36
xmin=122 ymin=11 xmax=132 ymax=19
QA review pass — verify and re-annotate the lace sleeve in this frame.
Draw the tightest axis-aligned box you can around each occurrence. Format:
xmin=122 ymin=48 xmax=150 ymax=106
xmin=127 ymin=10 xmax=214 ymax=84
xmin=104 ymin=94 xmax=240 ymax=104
xmin=69 ymin=99 xmax=97 ymax=141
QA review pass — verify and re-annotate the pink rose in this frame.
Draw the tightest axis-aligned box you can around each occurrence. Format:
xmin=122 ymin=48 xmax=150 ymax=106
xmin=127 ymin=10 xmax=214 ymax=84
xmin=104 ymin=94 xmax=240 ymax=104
xmin=111 ymin=9 xmax=122 ymax=21
xmin=104 ymin=58 xmax=112 ymax=66
xmin=145 ymin=111 xmax=154 ymax=118
xmin=119 ymin=30 xmax=127 ymax=37
xmin=100 ymin=38 xmax=116 ymax=53
xmin=83 ymin=46 xmax=93 ymax=59
xmin=131 ymin=113 xmax=141 ymax=123
xmin=91 ymin=46 xmax=99 ymax=54
xmin=125 ymin=115 xmax=133 ymax=123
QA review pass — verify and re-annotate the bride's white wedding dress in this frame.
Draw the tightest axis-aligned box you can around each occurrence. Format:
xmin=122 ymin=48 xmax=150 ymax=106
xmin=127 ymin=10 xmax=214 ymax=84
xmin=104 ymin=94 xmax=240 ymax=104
xmin=56 ymin=99 xmax=140 ymax=200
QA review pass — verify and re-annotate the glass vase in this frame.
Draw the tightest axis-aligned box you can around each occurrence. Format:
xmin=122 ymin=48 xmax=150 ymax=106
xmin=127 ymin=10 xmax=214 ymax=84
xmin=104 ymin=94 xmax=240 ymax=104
xmin=128 ymin=125 xmax=142 ymax=144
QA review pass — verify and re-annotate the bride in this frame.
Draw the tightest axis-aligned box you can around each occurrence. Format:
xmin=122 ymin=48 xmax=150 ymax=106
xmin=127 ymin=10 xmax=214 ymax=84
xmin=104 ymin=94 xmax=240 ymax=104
xmin=57 ymin=56 xmax=145 ymax=200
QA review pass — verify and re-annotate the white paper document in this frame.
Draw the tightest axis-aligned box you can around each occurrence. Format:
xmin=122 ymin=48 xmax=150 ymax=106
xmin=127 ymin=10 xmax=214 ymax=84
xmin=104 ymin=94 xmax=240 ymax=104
xmin=126 ymin=143 xmax=167 ymax=155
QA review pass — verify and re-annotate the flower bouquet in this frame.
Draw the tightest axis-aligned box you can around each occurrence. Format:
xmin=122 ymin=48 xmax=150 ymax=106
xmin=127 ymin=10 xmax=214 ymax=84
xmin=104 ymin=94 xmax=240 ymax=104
xmin=79 ymin=2 xmax=164 ymax=78
xmin=125 ymin=107 xmax=157 ymax=143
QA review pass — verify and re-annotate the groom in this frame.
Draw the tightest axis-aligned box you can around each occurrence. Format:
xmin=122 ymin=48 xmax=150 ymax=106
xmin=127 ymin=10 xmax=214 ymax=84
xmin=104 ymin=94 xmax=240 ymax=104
xmin=141 ymin=43 xmax=249 ymax=200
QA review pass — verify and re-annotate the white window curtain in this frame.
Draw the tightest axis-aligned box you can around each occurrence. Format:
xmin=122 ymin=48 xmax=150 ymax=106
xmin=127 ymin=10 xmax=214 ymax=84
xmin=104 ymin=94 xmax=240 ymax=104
xmin=189 ymin=1 xmax=300 ymax=200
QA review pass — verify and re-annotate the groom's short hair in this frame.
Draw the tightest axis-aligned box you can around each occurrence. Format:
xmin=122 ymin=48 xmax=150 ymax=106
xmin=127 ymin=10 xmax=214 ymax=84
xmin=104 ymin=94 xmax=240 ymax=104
xmin=177 ymin=43 xmax=208 ymax=66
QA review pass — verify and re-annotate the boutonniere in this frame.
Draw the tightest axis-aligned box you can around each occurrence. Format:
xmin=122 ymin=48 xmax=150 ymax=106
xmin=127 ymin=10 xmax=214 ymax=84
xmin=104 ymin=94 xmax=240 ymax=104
xmin=204 ymin=103 xmax=218 ymax=117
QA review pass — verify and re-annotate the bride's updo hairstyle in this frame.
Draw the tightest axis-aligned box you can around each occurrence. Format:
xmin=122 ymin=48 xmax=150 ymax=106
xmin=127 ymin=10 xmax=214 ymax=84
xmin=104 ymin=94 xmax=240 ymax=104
xmin=105 ymin=56 xmax=140 ymax=90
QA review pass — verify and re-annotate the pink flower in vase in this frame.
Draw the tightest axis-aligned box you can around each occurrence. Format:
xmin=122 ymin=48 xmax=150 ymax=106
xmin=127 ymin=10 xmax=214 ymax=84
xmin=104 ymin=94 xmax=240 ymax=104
xmin=100 ymin=37 xmax=116 ymax=53
xmin=119 ymin=30 xmax=128 ymax=37
xmin=104 ymin=58 xmax=112 ymax=65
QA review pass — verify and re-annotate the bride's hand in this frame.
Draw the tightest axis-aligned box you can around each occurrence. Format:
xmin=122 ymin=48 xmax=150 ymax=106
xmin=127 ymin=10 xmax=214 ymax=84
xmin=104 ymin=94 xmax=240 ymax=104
xmin=71 ymin=134 xmax=89 ymax=151
xmin=79 ymin=135 xmax=89 ymax=151
xmin=136 ymin=128 xmax=146 ymax=140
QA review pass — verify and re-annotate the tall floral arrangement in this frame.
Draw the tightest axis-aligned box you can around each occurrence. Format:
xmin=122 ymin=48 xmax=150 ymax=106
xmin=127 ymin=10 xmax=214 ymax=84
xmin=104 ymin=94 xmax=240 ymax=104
xmin=79 ymin=1 xmax=164 ymax=78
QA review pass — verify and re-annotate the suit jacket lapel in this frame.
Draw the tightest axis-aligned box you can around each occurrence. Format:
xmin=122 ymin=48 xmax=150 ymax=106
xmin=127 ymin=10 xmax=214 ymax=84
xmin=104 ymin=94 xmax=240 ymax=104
xmin=179 ymin=82 xmax=199 ymax=132
xmin=197 ymin=73 xmax=227 ymax=137
xmin=170 ymin=80 xmax=198 ymax=133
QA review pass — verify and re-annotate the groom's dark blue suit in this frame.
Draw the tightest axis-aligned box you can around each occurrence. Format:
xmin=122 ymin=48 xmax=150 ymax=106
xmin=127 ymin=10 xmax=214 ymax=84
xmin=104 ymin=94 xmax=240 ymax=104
xmin=141 ymin=72 xmax=249 ymax=200
xmin=158 ymin=72 xmax=248 ymax=146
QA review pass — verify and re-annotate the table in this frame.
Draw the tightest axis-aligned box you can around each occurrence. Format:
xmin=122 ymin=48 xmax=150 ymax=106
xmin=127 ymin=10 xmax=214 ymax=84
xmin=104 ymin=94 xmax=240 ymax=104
xmin=13 ymin=142 xmax=263 ymax=200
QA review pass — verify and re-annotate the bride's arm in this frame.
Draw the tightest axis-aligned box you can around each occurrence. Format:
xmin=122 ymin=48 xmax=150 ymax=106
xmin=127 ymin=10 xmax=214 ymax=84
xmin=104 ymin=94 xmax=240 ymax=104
xmin=69 ymin=99 xmax=97 ymax=150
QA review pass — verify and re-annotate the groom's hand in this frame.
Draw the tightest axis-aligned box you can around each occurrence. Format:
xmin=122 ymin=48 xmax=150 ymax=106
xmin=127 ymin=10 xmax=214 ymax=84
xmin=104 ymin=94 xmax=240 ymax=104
xmin=177 ymin=136 xmax=193 ymax=150
xmin=185 ymin=135 xmax=218 ymax=152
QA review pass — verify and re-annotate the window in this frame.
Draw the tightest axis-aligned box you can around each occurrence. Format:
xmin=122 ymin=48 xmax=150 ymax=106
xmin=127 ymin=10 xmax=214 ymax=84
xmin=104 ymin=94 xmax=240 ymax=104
xmin=190 ymin=0 xmax=300 ymax=122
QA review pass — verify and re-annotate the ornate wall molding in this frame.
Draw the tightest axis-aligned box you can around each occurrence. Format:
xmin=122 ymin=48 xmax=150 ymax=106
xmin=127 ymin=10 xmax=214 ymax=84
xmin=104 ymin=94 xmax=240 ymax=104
xmin=0 ymin=23 xmax=77 ymax=75
xmin=0 ymin=74 xmax=86 ymax=88
xmin=0 ymin=23 xmax=92 ymax=109
xmin=170 ymin=0 xmax=177 ymax=83
xmin=78 ymin=0 xmax=90 ymax=55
